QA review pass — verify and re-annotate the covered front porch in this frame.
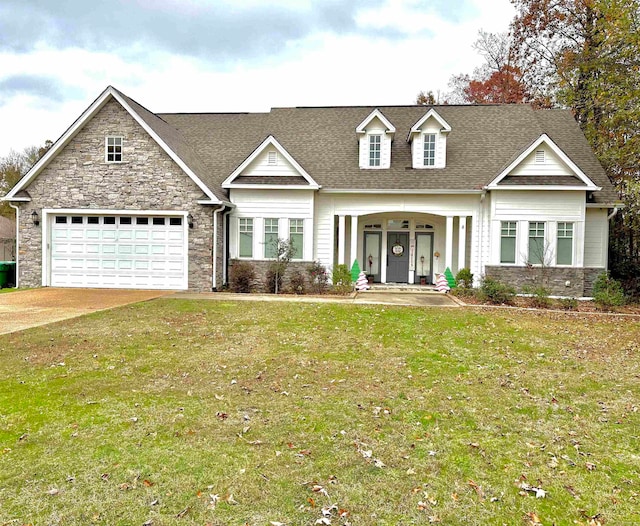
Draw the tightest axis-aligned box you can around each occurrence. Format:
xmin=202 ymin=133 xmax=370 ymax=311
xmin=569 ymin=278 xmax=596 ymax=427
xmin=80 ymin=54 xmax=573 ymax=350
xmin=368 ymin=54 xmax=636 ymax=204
xmin=333 ymin=212 xmax=471 ymax=284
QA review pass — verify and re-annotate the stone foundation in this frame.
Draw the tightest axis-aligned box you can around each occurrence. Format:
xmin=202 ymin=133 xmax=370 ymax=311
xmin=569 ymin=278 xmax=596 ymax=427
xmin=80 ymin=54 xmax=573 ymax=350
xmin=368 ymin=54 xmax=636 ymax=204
xmin=484 ymin=265 xmax=606 ymax=297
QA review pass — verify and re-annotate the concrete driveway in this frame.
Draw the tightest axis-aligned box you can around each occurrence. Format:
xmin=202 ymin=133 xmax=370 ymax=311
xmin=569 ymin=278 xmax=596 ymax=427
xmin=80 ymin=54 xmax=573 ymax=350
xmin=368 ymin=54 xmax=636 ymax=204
xmin=0 ymin=288 xmax=171 ymax=335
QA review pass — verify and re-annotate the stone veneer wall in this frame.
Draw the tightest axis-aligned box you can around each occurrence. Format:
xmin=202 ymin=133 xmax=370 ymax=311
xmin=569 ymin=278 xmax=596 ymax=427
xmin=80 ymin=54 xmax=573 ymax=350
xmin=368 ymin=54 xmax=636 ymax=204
xmin=484 ymin=265 xmax=606 ymax=297
xmin=229 ymin=259 xmax=314 ymax=293
xmin=17 ymin=99 xmax=216 ymax=291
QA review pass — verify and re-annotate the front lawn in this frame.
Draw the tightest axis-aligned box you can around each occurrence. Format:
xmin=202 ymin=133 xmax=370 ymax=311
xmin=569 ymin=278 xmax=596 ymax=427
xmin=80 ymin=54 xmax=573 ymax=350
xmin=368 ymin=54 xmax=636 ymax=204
xmin=1 ymin=300 xmax=638 ymax=525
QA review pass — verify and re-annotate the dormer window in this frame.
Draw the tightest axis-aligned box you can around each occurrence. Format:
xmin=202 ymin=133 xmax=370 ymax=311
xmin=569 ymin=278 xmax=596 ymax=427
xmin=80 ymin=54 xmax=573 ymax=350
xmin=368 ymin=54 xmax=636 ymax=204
xmin=356 ymin=109 xmax=395 ymax=169
xmin=369 ymin=135 xmax=382 ymax=167
xmin=106 ymin=136 xmax=123 ymax=163
xmin=423 ymin=133 xmax=436 ymax=166
xmin=408 ymin=109 xmax=451 ymax=169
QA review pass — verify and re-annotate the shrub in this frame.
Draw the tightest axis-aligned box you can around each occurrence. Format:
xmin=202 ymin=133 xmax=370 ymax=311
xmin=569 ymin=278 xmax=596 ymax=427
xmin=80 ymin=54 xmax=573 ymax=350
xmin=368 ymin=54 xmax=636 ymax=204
xmin=455 ymin=268 xmax=474 ymax=289
xmin=479 ymin=276 xmax=516 ymax=305
xmin=451 ymin=286 xmax=476 ymax=298
xmin=265 ymin=262 xmax=286 ymax=294
xmin=307 ymin=261 xmax=329 ymax=294
xmin=531 ymin=286 xmax=551 ymax=308
xmin=559 ymin=297 xmax=578 ymax=310
xmin=229 ymin=260 xmax=255 ymax=293
xmin=332 ymin=264 xmax=353 ymax=295
xmin=289 ymin=270 xmax=306 ymax=295
xmin=593 ymin=272 xmax=625 ymax=309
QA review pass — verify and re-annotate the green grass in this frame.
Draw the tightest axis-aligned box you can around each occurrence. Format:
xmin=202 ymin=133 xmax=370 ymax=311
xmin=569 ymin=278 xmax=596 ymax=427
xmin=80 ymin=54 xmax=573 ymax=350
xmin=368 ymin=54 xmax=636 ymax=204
xmin=1 ymin=300 xmax=639 ymax=525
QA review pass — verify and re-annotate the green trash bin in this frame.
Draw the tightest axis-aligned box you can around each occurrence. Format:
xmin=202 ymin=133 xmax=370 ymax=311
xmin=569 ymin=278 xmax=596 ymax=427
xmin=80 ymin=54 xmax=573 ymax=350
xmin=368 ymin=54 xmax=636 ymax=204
xmin=0 ymin=261 xmax=16 ymax=288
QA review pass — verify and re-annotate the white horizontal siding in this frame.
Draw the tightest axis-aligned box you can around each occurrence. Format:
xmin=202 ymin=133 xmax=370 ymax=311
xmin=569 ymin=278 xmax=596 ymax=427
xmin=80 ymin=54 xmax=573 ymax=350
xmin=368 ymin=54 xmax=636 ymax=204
xmin=492 ymin=191 xmax=584 ymax=220
xmin=584 ymin=208 xmax=608 ymax=268
xmin=240 ymin=148 xmax=298 ymax=177
xmin=510 ymin=144 xmax=572 ymax=176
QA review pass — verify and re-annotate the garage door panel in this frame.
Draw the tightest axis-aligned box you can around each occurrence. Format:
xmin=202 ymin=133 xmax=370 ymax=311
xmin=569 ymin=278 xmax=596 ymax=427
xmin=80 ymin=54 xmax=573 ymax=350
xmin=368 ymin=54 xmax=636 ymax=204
xmin=50 ymin=213 xmax=187 ymax=290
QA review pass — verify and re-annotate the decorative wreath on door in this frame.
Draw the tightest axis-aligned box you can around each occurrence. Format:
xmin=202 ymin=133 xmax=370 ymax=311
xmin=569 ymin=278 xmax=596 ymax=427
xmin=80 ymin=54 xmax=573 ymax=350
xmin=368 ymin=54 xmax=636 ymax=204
xmin=391 ymin=242 xmax=405 ymax=256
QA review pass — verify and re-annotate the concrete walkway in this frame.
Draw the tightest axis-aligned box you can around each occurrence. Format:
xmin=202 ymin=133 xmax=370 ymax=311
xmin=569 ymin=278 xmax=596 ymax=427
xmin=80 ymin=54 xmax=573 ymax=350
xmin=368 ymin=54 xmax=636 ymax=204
xmin=170 ymin=290 xmax=460 ymax=307
xmin=0 ymin=288 xmax=171 ymax=335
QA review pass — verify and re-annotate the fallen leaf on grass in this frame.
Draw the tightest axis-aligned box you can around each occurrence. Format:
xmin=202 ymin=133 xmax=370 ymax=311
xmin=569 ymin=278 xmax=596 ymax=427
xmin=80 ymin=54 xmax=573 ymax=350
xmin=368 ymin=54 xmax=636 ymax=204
xmin=46 ymin=488 xmax=59 ymax=496
xmin=468 ymin=479 xmax=484 ymax=499
xmin=216 ymin=411 xmax=228 ymax=420
xmin=585 ymin=462 xmax=597 ymax=471
xmin=270 ymin=522 xmax=286 ymax=526
xmin=526 ymin=511 xmax=543 ymax=525
xmin=207 ymin=494 xmax=219 ymax=509
xmin=176 ymin=506 xmax=190 ymax=518
xmin=143 ymin=479 xmax=154 ymax=487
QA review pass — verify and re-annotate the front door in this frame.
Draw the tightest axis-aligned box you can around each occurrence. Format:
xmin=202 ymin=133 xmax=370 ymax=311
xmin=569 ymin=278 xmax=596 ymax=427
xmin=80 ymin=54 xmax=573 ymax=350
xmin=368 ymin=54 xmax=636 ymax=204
xmin=387 ymin=232 xmax=409 ymax=283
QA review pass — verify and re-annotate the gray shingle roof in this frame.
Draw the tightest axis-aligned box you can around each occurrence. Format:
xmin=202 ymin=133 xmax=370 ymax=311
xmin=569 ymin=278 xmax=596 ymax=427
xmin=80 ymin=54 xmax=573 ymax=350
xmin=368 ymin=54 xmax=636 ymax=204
xmin=147 ymin=103 xmax=618 ymax=205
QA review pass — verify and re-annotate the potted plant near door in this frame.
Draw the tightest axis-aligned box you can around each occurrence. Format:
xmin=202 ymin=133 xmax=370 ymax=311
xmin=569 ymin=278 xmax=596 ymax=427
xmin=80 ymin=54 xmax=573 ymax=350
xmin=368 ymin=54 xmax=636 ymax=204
xmin=366 ymin=254 xmax=375 ymax=284
xmin=418 ymin=255 xmax=427 ymax=285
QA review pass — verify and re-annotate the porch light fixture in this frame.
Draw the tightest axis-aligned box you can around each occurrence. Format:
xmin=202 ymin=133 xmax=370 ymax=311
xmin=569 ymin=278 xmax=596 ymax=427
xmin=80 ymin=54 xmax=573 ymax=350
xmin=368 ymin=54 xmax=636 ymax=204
xmin=31 ymin=210 xmax=40 ymax=226
xmin=187 ymin=213 xmax=194 ymax=229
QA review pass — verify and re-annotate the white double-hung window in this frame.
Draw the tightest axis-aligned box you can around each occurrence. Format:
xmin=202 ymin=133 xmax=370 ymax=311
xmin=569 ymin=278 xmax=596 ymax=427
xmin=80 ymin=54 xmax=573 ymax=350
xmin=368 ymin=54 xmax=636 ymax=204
xmin=289 ymin=219 xmax=304 ymax=260
xmin=264 ymin=218 xmax=279 ymax=259
xmin=528 ymin=222 xmax=546 ymax=265
xmin=557 ymin=222 xmax=573 ymax=265
xmin=369 ymin=135 xmax=381 ymax=167
xmin=500 ymin=221 xmax=517 ymax=264
xmin=423 ymin=133 xmax=436 ymax=166
xmin=239 ymin=218 xmax=253 ymax=258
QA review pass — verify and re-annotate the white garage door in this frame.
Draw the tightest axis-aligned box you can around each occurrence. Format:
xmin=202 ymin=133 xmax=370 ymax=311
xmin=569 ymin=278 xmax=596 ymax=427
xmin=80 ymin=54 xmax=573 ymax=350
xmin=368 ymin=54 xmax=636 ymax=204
xmin=49 ymin=213 xmax=187 ymax=290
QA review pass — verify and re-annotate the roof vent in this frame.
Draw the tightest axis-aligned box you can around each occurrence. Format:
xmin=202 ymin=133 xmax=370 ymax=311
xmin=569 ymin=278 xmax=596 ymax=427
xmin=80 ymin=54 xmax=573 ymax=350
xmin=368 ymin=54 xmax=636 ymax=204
xmin=267 ymin=151 xmax=278 ymax=165
xmin=535 ymin=150 xmax=545 ymax=163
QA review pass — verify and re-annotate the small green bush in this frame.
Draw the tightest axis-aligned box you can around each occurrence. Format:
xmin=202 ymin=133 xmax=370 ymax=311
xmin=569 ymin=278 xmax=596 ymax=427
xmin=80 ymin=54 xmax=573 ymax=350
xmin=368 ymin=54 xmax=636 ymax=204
xmin=559 ymin=297 xmax=578 ymax=310
xmin=289 ymin=270 xmax=306 ymax=295
xmin=229 ymin=260 xmax=255 ymax=293
xmin=593 ymin=272 xmax=625 ymax=309
xmin=307 ymin=261 xmax=329 ymax=294
xmin=455 ymin=268 xmax=474 ymax=289
xmin=332 ymin=264 xmax=353 ymax=295
xmin=479 ymin=277 xmax=516 ymax=305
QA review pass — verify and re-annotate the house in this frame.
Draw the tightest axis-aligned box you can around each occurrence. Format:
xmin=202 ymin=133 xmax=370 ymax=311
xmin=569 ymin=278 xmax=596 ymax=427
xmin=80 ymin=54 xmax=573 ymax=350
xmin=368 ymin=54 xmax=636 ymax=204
xmin=2 ymin=86 xmax=619 ymax=296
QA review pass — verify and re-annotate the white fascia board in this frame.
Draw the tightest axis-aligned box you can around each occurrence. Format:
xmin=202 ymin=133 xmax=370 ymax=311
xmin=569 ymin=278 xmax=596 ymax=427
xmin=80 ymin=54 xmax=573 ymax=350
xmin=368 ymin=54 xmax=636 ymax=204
xmin=319 ymin=188 xmax=482 ymax=194
xmin=586 ymin=202 xmax=623 ymax=208
xmin=489 ymin=185 xmax=601 ymax=192
xmin=222 ymin=135 xmax=320 ymax=188
xmin=111 ymin=90 xmax=221 ymax=204
xmin=407 ymin=109 xmax=452 ymax=141
xmin=1 ymin=196 xmax=30 ymax=202
xmin=225 ymin=184 xmax=320 ymax=190
xmin=197 ymin=199 xmax=235 ymax=207
xmin=355 ymin=109 xmax=396 ymax=135
xmin=486 ymin=134 xmax=599 ymax=189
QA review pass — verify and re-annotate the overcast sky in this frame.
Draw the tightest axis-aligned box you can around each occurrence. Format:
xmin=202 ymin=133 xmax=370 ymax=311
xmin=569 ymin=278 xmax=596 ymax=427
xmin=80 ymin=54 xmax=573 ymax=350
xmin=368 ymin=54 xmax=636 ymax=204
xmin=0 ymin=0 xmax=515 ymax=158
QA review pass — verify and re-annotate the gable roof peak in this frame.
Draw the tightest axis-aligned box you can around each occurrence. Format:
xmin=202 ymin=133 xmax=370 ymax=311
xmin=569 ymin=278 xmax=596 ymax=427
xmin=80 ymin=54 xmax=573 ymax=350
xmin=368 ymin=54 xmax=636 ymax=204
xmin=408 ymin=108 xmax=452 ymax=141
xmin=355 ymin=108 xmax=396 ymax=136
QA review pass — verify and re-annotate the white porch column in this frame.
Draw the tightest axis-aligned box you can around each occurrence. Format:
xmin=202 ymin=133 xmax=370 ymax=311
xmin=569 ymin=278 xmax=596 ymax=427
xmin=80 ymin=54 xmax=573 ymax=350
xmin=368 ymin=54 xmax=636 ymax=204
xmin=350 ymin=215 xmax=359 ymax=268
xmin=338 ymin=215 xmax=346 ymax=265
xmin=445 ymin=216 xmax=454 ymax=271
xmin=458 ymin=216 xmax=467 ymax=271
